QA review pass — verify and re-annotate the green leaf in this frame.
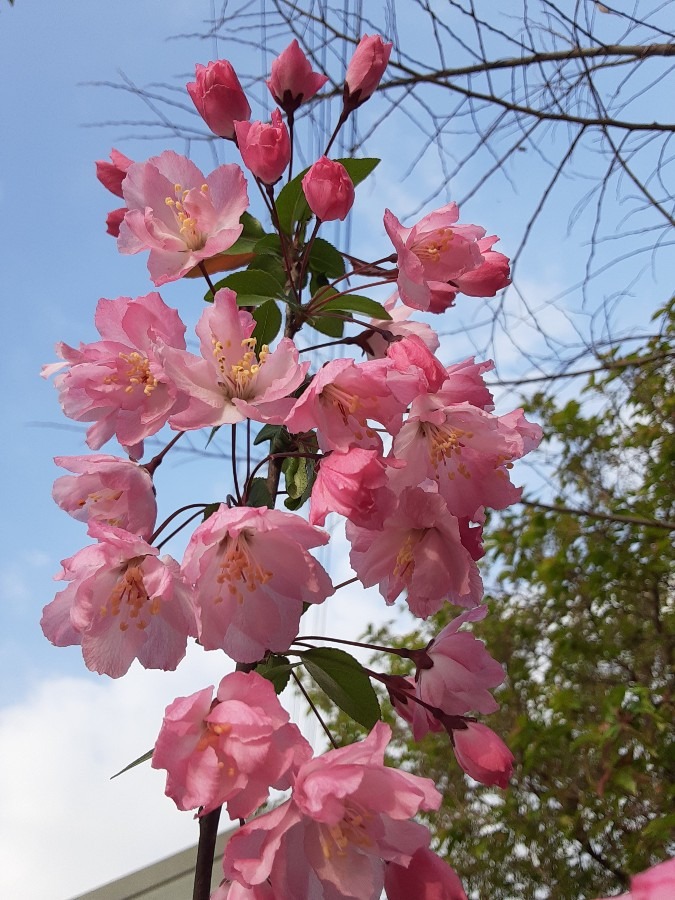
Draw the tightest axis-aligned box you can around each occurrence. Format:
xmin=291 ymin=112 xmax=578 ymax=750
xmin=205 ymin=426 xmax=220 ymax=448
xmin=220 ymin=211 xmax=267 ymax=255
xmin=111 ymin=748 xmax=153 ymax=779
xmin=321 ymin=294 xmax=392 ymax=320
xmin=206 ymin=269 xmax=284 ymax=306
xmin=254 ymin=234 xmax=284 ymax=256
xmin=338 ymin=157 xmax=380 ymax=187
xmin=256 ymin=655 xmax=294 ymax=693
xmin=302 ymin=647 xmax=381 ymax=730
xmin=309 ymin=238 xmax=346 ymax=278
xmin=308 ymin=312 xmax=347 ymax=338
xmin=247 ymin=253 xmax=287 ymax=288
xmin=246 ymin=477 xmax=275 ymax=509
xmin=282 ymin=454 xmax=316 ymax=511
xmin=252 ymin=300 xmax=282 ymax=347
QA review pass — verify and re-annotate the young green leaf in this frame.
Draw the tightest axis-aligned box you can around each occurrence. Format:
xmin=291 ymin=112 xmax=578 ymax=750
xmin=321 ymin=294 xmax=392 ymax=319
xmin=111 ymin=748 xmax=153 ymax=779
xmin=252 ymin=299 xmax=283 ymax=346
xmin=256 ymin=655 xmax=294 ymax=694
xmin=206 ymin=269 xmax=285 ymax=307
xmin=309 ymin=238 xmax=346 ymax=278
xmin=246 ymin=477 xmax=275 ymax=509
xmin=302 ymin=647 xmax=381 ymax=730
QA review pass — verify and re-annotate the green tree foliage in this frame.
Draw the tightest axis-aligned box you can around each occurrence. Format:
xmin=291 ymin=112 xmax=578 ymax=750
xmin=360 ymin=301 xmax=675 ymax=899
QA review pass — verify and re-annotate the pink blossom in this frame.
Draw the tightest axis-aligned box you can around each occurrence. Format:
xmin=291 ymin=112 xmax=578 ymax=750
xmin=309 ymin=448 xmax=399 ymax=528
xmin=266 ymin=39 xmax=328 ymax=114
xmin=223 ymin=722 xmax=440 ymax=899
xmin=286 ymin=357 xmax=407 ymax=452
xmin=595 ymin=858 xmax=675 ymax=900
xmin=366 ymin=293 xmax=441 ymax=359
xmin=384 ymin=204 xmax=486 ymax=311
xmin=52 ymin=454 xmax=157 ymax=539
xmin=386 ymin=334 xmax=448 ymax=397
xmin=187 ymin=61 xmax=251 ymax=139
xmin=95 ymin=148 xmax=133 ymax=198
xmin=235 ymin=110 xmax=291 ymax=186
xmin=41 ymin=522 xmax=196 ymax=678
xmin=344 ymin=34 xmax=393 ymax=107
xmin=182 ymin=505 xmax=333 ymax=663
xmin=118 ymin=150 xmax=248 ymax=286
xmin=385 ymin=847 xmax=468 ymax=900
xmin=105 ymin=207 xmax=126 ymax=238
xmin=43 ymin=292 xmax=187 ymax=459
xmin=414 ymin=606 xmax=505 ymax=735
xmin=160 ymin=289 xmax=307 ymax=430
xmin=452 ymin=721 xmax=514 ymax=788
xmin=441 ymin=357 xmax=495 ymax=411
xmin=152 ymin=671 xmax=312 ymax=818
xmin=347 ymin=485 xmax=484 ymax=617
xmin=302 ymin=157 xmax=355 ymax=222
xmin=453 ymin=235 xmax=510 ymax=297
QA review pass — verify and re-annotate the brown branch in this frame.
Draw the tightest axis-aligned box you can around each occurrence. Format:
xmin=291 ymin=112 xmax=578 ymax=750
xmin=520 ymin=498 xmax=675 ymax=532
xmin=192 ymin=806 xmax=221 ymax=900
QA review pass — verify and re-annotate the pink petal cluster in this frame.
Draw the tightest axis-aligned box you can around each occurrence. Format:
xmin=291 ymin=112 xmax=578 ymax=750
xmin=152 ymin=671 xmax=311 ymax=818
xmin=594 ymin=858 xmax=675 ymax=900
xmin=302 ymin=157 xmax=355 ymax=222
xmin=267 ymin=39 xmax=328 ymax=114
xmin=385 ymin=847 xmax=468 ymax=900
xmin=384 ymin=203 xmax=510 ymax=311
xmin=182 ymin=504 xmax=334 ymax=663
xmin=41 ymin=522 xmax=196 ymax=678
xmin=95 ymin=148 xmax=133 ymax=237
xmin=43 ymin=292 xmax=187 ymax=459
xmin=365 ymin=293 xmax=441 ymax=359
xmin=223 ymin=722 xmax=441 ymax=899
xmin=161 ymin=289 xmax=308 ymax=430
xmin=309 ymin=448 xmax=399 ymax=529
xmin=52 ymin=454 xmax=157 ymax=539
xmin=118 ymin=150 xmax=248 ymax=286
xmin=235 ymin=110 xmax=291 ymax=186
xmin=187 ymin=60 xmax=251 ymax=139
xmin=344 ymin=34 xmax=393 ymax=107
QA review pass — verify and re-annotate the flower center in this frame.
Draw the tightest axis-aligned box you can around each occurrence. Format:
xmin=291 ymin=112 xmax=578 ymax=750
xmin=411 ymin=226 xmax=454 ymax=264
xmin=165 ymin=182 xmax=209 ymax=251
xmin=424 ymin=421 xmax=473 ymax=476
xmin=119 ymin=351 xmax=158 ymax=395
xmin=215 ymin=533 xmax=273 ymax=604
xmin=212 ymin=336 xmax=270 ymax=398
xmin=100 ymin=563 xmax=160 ymax=631
xmin=318 ymin=803 xmax=373 ymax=859
xmin=393 ymin=531 xmax=421 ymax=583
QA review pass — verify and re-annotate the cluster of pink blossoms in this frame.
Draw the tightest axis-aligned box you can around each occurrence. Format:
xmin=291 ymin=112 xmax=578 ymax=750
xmin=41 ymin=31 xmax=560 ymax=900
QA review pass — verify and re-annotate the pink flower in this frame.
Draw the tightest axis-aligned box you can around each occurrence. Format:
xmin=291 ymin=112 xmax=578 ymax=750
xmin=309 ymin=448 xmax=399 ymax=528
xmin=385 ymin=847 xmax=468 ymax=900
xmin=267 ymin=39 xmax=328 ymax=114
xmin=182 ymin=505 xmax=333 ymax=664
xmin=384 ymin=204 xmax=486 ymax=311
xmin=223 ymin=722 xmax=440 ymax=899
xmin=118 ymin=150 xmax=248 ymax=286
xmin=160 ymin=289 xmax=307 ymax=430
xmin=41 ymin=522 xmax=196 ymax=678
xmin=52 ymin=454 xmax=157 ymax=539
xmin=595 ymin=858 xmax=675 ymax=900
xmin=105 ymin=207 xmax=126 ymax=238
xmin=366 ymin=293 xmax=441 ymax=359
xmin=452 ymin=721 xmax=514 ymax=788
xmin=235 ymin=109 xmax=291 ymax=185
xmin=344 ymin=34 xmax=393 ymax=108
xmin=452 ymin=235 xmax=510 ymax=297
xmin=347 ymin=485 xmax=484 ymax=617
xmin=95 ymin=148 xmax=133 ymax=198
xmin=43 ymin=292 xmax=187 ymax=459
xmin=187 ymin=60 xmax=251 ymax=139
xmin=286 ymin=357 xmax=407 ymax=452
xmin=301 ymin=157 xmax=355 ymax=222
xmin=152 ymin=671 xmax=312 ymax=818
xmin=413 ymin=606 xmax=505 ymax=737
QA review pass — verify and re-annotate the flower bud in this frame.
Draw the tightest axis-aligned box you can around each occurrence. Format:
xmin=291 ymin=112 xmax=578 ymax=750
xmin=452 ymin=721 xmax=514 ymax=788
xmin=267 ymin=39 xmax=328 ymax=115
xmin=235 ymin=109 xmax=291 ymax=185
xmin=301 ymin=156 xmax=354 ymax=222
xmin=187 ymin=60 xmax=251 ymax=140
xmin=344 ymin=34 xmax=392 ymax=109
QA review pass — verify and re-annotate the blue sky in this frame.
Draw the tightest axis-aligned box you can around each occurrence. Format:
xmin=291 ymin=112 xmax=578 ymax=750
xmin=1 ymin=1 xmax=672 ymax=898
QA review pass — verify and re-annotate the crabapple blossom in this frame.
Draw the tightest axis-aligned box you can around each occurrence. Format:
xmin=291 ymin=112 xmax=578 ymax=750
xmin=453 ymin=235 xmax=511 ymax=297
xmin=41 ymin=522 xmax=196 ymax=678
xmin=301 ymin=157 xmax=355 ymax=222
xmin=344 ymin=34 xmax=393 ymax=108
xmin=52 ymin=454 xmax=157 ymax=539
xmin=308 ymin=447 xmax=399 ymax=528
xmin=118 ymin=150 xmax=248 ymax=285
xmin=187 ymin=60 xmax=251 ymax=139
xmin=96 ymin=148 xmax=133 ymax=237
xmin=222 ymin=722 xmax=440 ymax=899
xmin=347 ymin=484 xmax=484 ymax=617
xmin=160 ymin=289 xmax=308 ymax=429
xmin=452 ymin=721 xmax=514 ymax=788
xmin=152 ymin=671 xmax=312 ymax=818
xmin=594 ymin=858 xmax=675 ymax=900
xmin=42 ymin=292 xmax=187 ymax=459
xmin=266 ymin=39 xmax=328 ymax=114
xmin=366 ymin=293 xmax=441 ymax=359
xmin=385 ymin=847 xmax=468 ymax=900
xmin=182 ymin=504 xmax=333 ymax=663
xmin=235 ymin=110 xmax=291 ymax=186
xmin=384 ymin=204 xmax=486 ymax=311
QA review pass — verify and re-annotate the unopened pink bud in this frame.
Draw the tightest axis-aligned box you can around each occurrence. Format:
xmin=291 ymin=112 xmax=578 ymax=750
xmin=187 ymin=60 xmax=251 ymax=139
xmin=267 ymin=39 xmax=328 ymax=114
xmin=344 ymin=34 xmax=392 ymax=107
xmin=235 ymin=109 xmax=291 ymax=185
xmin=453 ymin=721 xmax=514 ymax=788
xmin=301 ymin=156 xmax=354 ymax=222
xmin=95 ymin=149 xmax=133 ymax=198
